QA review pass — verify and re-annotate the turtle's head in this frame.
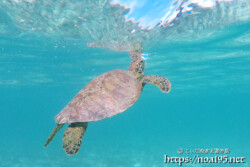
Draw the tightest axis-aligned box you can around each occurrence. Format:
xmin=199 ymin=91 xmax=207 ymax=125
xmin=129 ymin=52 xmax=145 ymax=81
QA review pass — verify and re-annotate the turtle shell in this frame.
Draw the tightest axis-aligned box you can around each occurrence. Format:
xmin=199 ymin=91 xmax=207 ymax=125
xmin=55 ymin=69 xmax=141 ymax=124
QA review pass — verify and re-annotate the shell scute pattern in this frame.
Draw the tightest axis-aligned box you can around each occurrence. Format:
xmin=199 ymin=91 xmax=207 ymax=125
xmin=55 ymin=69 xmax=141 ymax=124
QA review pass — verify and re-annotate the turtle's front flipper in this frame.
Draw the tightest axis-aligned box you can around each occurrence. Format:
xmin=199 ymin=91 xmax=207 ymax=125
xmin=44 ymin=124 xmax=64 ymax=147
xmin=63 ymin=122 xmax=88 ymax=155
xmin=141 ymin=75 xmax=171 ymax=93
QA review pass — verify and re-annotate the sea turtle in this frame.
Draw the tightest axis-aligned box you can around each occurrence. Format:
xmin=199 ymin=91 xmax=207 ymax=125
xmin=44 ymin=52 xmax=171 ymax=155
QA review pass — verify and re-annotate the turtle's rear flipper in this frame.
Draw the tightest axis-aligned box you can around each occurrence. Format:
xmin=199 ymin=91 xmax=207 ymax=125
xmin=141 ymin=75 xmax=171 ymax=93
xmin=44 ymin=124 xmax=64 ymax=148
xmin=63 ymin=122 xmax=88 ymax=155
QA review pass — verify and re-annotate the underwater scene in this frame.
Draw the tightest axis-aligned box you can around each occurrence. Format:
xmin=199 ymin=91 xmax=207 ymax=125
xmin=0 ymin=0 xmax=249 ymax=167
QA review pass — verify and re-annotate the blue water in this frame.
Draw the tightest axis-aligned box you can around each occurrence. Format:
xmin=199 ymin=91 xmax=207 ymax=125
xmin=0 ymin=0 xmax=250 ymax=167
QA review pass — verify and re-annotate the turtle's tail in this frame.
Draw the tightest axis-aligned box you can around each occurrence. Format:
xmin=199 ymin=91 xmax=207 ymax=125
xmin=44 ymin=124 xmax=64 ymax=148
